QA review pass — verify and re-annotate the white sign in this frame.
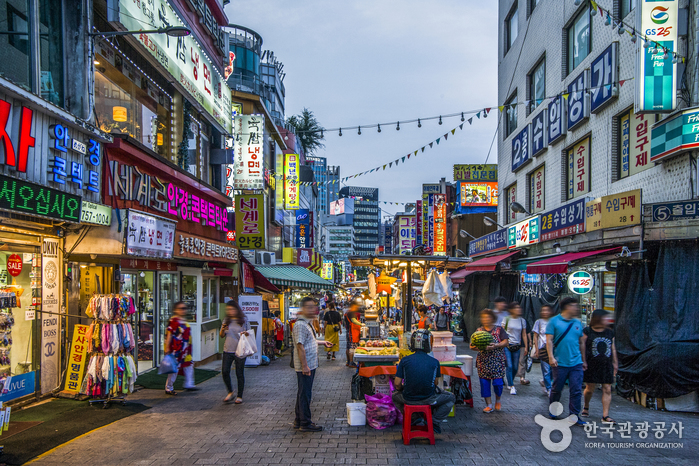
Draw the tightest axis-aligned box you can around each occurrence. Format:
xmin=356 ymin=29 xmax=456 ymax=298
xmin=568 ymin=271 xmax=594 ymax=295
xmin=239 ymin=295 xmax=263 ymax=366
xmin=116 ymin=0 xmax=232 ymax=133
xmin=25 ymin=310 xmax=35 ymax=321
xmin=81 ymin=201 xmax=112 ymax=226
xmin=233 ymin=115 xmax=265 ymax=190
xmin=125 ymin=211 xmax=176 ymax=259
xmin=41 ymin=238 xmax=60 ymax=394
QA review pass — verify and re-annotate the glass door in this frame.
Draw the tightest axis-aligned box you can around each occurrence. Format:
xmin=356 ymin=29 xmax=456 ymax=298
xmin=158 ymin=272 xmax=180 ymax=359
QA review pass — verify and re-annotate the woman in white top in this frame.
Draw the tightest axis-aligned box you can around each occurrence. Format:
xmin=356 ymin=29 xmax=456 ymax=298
xmin=503 ymin=302 xmax=528 ymax=395
xmin=532 ymin=305 xmax=553 ymax=396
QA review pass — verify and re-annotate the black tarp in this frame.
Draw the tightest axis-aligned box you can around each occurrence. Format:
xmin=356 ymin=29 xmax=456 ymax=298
xmin=459 ymin=273 xmax=518 ymax=338
xmin=615 ymin=242 xmax=699 ymax=399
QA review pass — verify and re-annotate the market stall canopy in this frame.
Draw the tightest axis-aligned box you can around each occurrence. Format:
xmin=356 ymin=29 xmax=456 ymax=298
xmin=239 ymin=256 xmax=281 ymax=294
xmin=459 ymin=251 xmax=519 ymax=272
xmin=525 ymin=247 xmax=621 ymax=274
xmin=348 ymin=255 xmax=472 ymax=271
xmin=449 ymin=268 xmax=475 ymax=284
xmin=255 ymin=264 xmax=336 ymax=291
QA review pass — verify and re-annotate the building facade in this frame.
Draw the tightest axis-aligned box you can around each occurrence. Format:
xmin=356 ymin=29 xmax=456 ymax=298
xmin=339 ymin=186 xmax=380 ymax=255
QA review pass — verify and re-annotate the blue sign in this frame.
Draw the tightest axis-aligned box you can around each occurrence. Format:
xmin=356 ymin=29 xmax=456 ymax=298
xmin=590 ymin=43 xmax=618 ymax=113
xmin=0 ymin=371 xmax=36 ymax=403
xmin=540 ymin=198 xmax=586 ymax=241
xmin=548 ymin=95 xmax=566 ymax=144
xmin=454 ymin=183 xmax=497 ymax=215
xmin=531 ymin=109 xmax=547 ymax=156
xmin=511 ymin=125 xmax=531 ymax=172
xmin=650 ymin=201 xmax=699 ymax=222
xmin=468 ymin=228 xmax=508 ymax=257
xmin=295 ymin=223 xmax=309 ymax=248
xmin=295 ymin=209 xmax=310 ymax=224
xmin=567 ymin=70 xmax=589 ymax=130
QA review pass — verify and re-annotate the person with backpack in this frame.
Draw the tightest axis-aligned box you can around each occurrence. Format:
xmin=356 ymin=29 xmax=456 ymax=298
xmin=502 ymin=302 xmax=528 ymax=395
xmin=546 ymin=297 xmax=587 ymax=426
xmin=581 ymin=309 xmax=618 ymax=425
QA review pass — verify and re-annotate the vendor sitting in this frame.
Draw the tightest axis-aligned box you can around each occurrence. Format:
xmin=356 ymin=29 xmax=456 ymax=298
xmin=392 ymin=329 xmax=455 ymax=433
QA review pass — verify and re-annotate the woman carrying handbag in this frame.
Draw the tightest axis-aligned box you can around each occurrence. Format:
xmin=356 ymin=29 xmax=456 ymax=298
xmin=220 ymin=301 xmax=250 ymax=404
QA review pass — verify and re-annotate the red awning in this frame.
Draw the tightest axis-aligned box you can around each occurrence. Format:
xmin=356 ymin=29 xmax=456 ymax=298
xmin=240 ymin=255 xmax=281 ymax=294
xmin=461 ymin=251 xmax=520 ymax=272
xmin=526 ymin=248 xmax=620 ymax=274
xmin=449 ymin=268 xmax=474 ymax=284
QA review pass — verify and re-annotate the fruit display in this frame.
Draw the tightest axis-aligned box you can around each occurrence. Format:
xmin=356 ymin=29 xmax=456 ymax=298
xmin=355 ymin=347 xmax=398 ymax=356
xmin=470 ymin=330 xmax=495 ymax=350
xmin=359 ymin=339 xmax=397 ymax=348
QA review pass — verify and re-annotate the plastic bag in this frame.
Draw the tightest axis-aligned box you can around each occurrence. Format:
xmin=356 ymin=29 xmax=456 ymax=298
xmin=158 ymin=354 xmax=178 ymax=375
xmin=364 ymin=392 xmax=397 ymax=429
xmin=236 ymin=329 xmax=257 ymax=358
xmin=451 ymin=378 xmax=473 ymax=404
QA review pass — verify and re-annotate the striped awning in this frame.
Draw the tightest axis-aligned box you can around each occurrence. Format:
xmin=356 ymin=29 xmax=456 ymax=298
xmin=255 ymin=265 xmax=335 ymax=290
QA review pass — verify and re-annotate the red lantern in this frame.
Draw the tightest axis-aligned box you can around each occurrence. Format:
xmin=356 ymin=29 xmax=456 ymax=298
xmin=7 ymin=254 xmax=23 ymax=277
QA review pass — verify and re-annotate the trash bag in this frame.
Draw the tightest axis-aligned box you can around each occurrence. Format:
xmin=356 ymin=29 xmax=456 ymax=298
xmin=236 ymin=329 xmax=257 ymax=358
xmin=351 ymin=373 xmax=374 ymax=401
xmin=451 ymin=378 xmax=472 ymax=404
xmin=364 ymin=392 xmax=397 ymax=429
xmin=261 ymin=355 xmax=271 ymax=366
xmin=158 ymin=354 xmax=178 ymax=375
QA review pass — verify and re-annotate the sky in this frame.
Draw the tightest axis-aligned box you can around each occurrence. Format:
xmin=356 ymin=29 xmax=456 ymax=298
xmin=225 ymin=0 xmax=499 ymax=217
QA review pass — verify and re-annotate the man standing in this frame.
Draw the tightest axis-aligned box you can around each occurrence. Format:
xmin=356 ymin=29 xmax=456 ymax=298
xmin=343 ymin=299 xmax=362 ymax=367
xmin=435 ymin=307 xmax=449 ymax=332
xmin=493 ymin=296 xmax=508 ymax=326
xmin=546 ymin=297 xmax=587 ymax=426
xmin=293 ymin=297 xmax=333 ymax=432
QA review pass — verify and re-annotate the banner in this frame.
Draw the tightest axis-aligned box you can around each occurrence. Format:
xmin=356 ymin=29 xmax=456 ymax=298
xmin=235 ymin=194 xmax=266 ymax=250
xmin=125 ymin=211 xmax=176 ymax=259
xmin=458 ymin=182 xmax=498 ymax=208
xmin=64 ymin=325 xmax=90 ymax=393
xmin=567 ymin=137 xmax=591 ymax=199
xmin=41 ymin=238 xmax=60 ymax=394
xmin=321 ymin=260 xmax=334 ymax=280
xmin=508 ymin=216 xmax=540 ymax=249
xmin=433 ymin=194 xmax=447 ymax=255
xmin=540 ymin=198 xmax=586 ymax=241
xmin=284 ymin=154 xmax=300 ymax=210
xmin=234 ymin=115 xmax=264 ymax=189
xmin=416 ymin=200 xmax=423 ymax=246
xmin=239 ymin=295 xmax=263 ymax=366
xmin=427 ymin=194 xmax=434 ymax=249
xmin=469 ymin=229 xmax=508 ymax=257
xmin=397 ymin=215 xmax=416 ymax=254
xmin=453 ymin=164 xmax=497 ymax=181
xmin=636 ymin=0 xmax=678 ymax=112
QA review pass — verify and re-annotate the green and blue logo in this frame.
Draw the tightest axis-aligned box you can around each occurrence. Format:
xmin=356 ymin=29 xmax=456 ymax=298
xmin=651 ymin=6 xmax=669 ymax=24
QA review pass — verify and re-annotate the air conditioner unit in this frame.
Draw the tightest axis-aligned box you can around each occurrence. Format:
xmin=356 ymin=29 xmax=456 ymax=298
xmin=256 ymin=251 xmax=276 ymax=265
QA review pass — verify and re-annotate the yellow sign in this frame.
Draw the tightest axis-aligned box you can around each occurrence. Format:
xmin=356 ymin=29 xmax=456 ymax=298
xmin=376 ymin=271 xmax=397 ymax=294
xmin=585 ymin=198 xmax=603 ymax=232
xmin=586 ymin=189 xmax=642 ymax=232
xmin=65 ymin=324 xmax=90 ymax=393
xmin=284 ymin=154 xmax=300 ymax=210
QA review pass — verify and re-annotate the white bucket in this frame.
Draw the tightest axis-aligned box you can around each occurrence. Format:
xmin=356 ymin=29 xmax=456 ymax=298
xmin=456 ymin=354 xmax=473 ymax=376
xmin=347 ymin=402 xmax=367 ymax=426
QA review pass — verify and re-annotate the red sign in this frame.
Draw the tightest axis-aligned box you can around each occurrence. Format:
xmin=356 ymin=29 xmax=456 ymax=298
xmin=226 ymin=230 xmax=236 ymax=243
xmin=6 ymin=254 xmax=23 ymax=277
xmin=119 ymin=258 xmax=177 ymax=271
xmin=0 ymin=99 xmax=35 ymax=173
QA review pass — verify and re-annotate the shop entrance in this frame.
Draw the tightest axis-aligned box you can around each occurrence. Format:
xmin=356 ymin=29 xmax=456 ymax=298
xmin=122 ymin=271 xmax=155 ymax=373
xmin=157 ymin=272 xmax=179 ymax=359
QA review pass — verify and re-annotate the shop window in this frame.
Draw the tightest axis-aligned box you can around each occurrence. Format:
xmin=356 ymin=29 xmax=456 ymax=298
xmin=505 ymin=92 xmax=518 ymax=137
xmin=182 ymin=275 xmax=198 ymax=322
xmin=621 ymin=0 xmax=636 ymax=17
xmin=94 ymin=62 xmax=173 ymax=160
xmin=566 ymin=6 xmax=591 ymax=74
xmin=203 ymin=278 xmax=219 ymax=322
xmin=527 ymin=58 xmax=545 ymax=114
xmin=1 ymin=1 xmax=31 ymax=91
xmin=505 ymin=2 xmax=518 ymax=54
xmin=39 ymin=0 xmax=63 ymax=106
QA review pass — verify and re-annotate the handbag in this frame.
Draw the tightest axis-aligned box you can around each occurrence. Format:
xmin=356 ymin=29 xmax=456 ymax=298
xmin=333 ymin=325 xmax=341 ymax=332
xmin=507 ymin=344 xmax=522 ymax=353
xmin=538 ymin=346 xmax=550 ymax=363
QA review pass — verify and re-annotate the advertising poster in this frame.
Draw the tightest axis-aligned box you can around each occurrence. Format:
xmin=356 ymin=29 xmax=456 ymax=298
xmin=235 ymin=194 xmax=266 ymax=250
xmin=458 ymin=182 xmax=499 ymax=208
xmin=567 ymin=137 xmax=591 ymax=199
xmin=64 ymin=325 xmax=90 ymax=393
xmin=41 ymin=238 xmax=60 ymax=394
xmin=397 ymin=215 xmax=416 ymax=254
xmin=233 ymin=115 xmax=264 ymax=189
xmin=239 ymin=295 xmax=263 ymax=366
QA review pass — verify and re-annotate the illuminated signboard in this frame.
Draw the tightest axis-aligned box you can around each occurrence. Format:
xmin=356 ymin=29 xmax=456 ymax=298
xmin=508 ymin=216 xmax=540 ymax=249
xmin=233 ymin=115 xmax=264 ymax=189
xmin=284 ymin=154 xmax=299 ymax=210
xmin=397 ymin=215 xmax=416 ymax=254
xmin=459 ymin=182 xmax=499 ymax=207
xmin=81 ymin=201 xmax=112 ymax=226
xmin=125 ymin=210 xmax=176 ymax=259
xmin=0 ymin=174 xmax=82 ymax=222
xmin=433 ymin=193 xmax=447 ymax=255
xmin=235 ymin=194 xmax=265 ymax=250
xmin=453 ymin=164 xmax=498 ymax=181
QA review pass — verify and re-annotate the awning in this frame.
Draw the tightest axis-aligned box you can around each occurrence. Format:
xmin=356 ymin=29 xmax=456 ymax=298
xmin=461 ymin=251 xmax=519 ymax=272
xmin=449 ymin=268 xmax=475 ymax=284
xmin=526 ymin=248 xmax=620 ymax=274
xmin=255 ymin=265 xmax=335 ymax=290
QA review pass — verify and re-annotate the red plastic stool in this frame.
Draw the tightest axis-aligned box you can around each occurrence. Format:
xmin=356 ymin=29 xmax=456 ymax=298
xmin=402 ymin=405 xmax=435 ymax=445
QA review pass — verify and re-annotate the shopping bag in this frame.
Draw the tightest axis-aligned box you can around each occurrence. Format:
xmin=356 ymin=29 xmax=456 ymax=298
xmin=235 ymin=329 xmax=257 ymax=358
xmin=364 ymin=392 xmax=398 ymax=429
xmin=158 ymin=354 xmax=178 ymax=375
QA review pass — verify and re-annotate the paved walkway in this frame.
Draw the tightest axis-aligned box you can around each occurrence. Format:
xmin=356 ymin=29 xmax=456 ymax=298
xmin=29 ymin=339 xmax=697 ymax=465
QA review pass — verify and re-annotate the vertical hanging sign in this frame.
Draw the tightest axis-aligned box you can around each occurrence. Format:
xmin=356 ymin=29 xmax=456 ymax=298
xmin=636 ymin=0 xmax=679 ymax=112
xmin=41 ymin=238 xmax=60 ymax=394
xmin=235 ymin=194 xmax=266 ymax=250
xmin=284 ymin=154 xmax=299 ymax=210
xmin=234 ymin=115 xmax=264 ymax=189
xmin=433 ymin=194 xmax=447 ymax=255
xmin=416 ymin=200 xmax=423 ymax=246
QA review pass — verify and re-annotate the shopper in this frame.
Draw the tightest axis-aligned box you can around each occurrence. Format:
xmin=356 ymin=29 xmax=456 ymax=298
xmin=219 ymin=301 xmax=250 ymax=404
xmin=416 ymin=305 xmax=433 ymax=330
xmin=164 ymin=302 xmax=196 ymax=395
xmin=323 ymin=302 xmax=342 ymax=360
xmin=493 ymin=296 xmax=508 ymax=326
xmin=435 ymin=306 xmax=449 ymax=331
xmin=293 ymin=297 xmax=334 ymax=432
xmin=343 ymin=299 xmax=362 ymax=367
xmin=546 ymin=297 xmax=586 ymax=426
xmin=392 ymin=329 xmax=455 ymax=433
xmin=532 ymin=305 xmax=553 ymax=396
xmin=273 ymin=311 xmax=284 ymax=357
xmin=470 ymin=308 xmax=508 ymax=413
xmin=503 ymin=302 xmax=528 ymax=394
xmin=582 ymin=309 xmax=618 ymax=424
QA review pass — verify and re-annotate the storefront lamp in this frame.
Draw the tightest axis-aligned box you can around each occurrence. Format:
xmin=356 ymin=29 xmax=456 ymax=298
xmin=510 ymin=202 xmax=530 ymax=215
xmin=398 ymin=262 xmax=407 ymax=267
xmin=113 ymin=106 xmax=127 ymax=122
xmin=459 ymin=229 xmax=476 ymax=240
xmin=483 ymin=216 xmax=505 ymax=228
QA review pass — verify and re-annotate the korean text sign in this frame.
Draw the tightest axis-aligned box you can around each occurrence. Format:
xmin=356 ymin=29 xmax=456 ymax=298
xmin=234 ymin=115 xmax=264 ymax=189
xmin=540 ymin=198 xmax=586 ymax=241
xmin=468 ymin=228 xmax=508 ymax=257
xmin=126 ymin=211 xmax=176 ymax=259
xmin=65 ymin=325 xmax=90 ymax=393
xmin=453 ymin=164 xmax=497 ymax=181
xmin=239 ymin=295 xmax=263 ymax=367
xmin=459 ymin=182 xmax=498 ymax=207
xmin=0 ymin=174 xmax=82 ymax=222
xmin=621 ymin=111 xmax=653 ymax=177
xmin=284 ymin=154 xmax=299 ymax=210
xmin=433 ymin=194 xmax=447 ymax=255
xmin=548 ymin=95 xmax=566 ymax=144
xmin=586 ymin=189 xmax=641 ymax=231
xmin=650 ymin=200 xmax=699 ymax=222
xmin=567 ymin=70 xmax=589 ymax=130
xmin=508 ymin=216 xmax=540 ymax=249
xmin=531 ymin=109 xmax=548 ymax=156
xmin=590 ymin=44 xmax=619 ymax=113
xmin=235 ymin=194 xmax=266 ymax=250
xmin=177 ymin=233 xmax=237 ymax=262
xmin=511 ymin=125 xmax=531 ymax=172
xmin=397 ymin=215 xmax=416 ymax=254
xmin=529 ymin=165 xmax=545 ymax=213
xmin=567 ymin=137 xmax=590 ymax=199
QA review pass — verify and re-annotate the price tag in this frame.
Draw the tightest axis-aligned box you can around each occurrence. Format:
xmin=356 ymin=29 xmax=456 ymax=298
xmin=25 ymin=310 xmax=35 ymax=321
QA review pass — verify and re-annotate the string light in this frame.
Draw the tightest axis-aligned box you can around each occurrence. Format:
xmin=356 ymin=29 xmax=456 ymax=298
xmin=618 ymin=24 xmax=625 ymax=35
xmin=663 ymin=49 xmax=669 ymax=60
xmin=605 ymin=13 xmax=611 ymax=26
xmin=644 ymin=39 xmax=651 ymax=49
xmin=338 ymin=128 xmax=342 ymax=136
xmin=461 ymin=112 xmax=465 ymax=122
xmin=417 ymin=118 xmax=422 ymax=128
xmin=396 ymin=121 xmax=400 ymax=131
xmin=357 ymin=126 xmax=361 ymax=135
xmin=631 ymin=32 xmax=637 ymax=43
xmin=438 ymin=116 xmax=442 ymax=125
xmin=377 ymin=124 xmax=381 ymax=133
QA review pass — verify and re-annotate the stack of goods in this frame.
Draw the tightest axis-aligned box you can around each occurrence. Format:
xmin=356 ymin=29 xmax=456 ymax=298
xmin=431 ymin=331 xmax=457 ymax=362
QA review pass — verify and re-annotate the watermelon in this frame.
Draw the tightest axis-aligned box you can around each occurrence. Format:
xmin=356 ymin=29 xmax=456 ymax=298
xmin=471 ymin=330 xmax=495 ymax=350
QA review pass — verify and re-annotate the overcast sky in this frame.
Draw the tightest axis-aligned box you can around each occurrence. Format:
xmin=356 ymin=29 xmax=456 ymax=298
xmin=226 ymin=0 xmax=498 ymax=217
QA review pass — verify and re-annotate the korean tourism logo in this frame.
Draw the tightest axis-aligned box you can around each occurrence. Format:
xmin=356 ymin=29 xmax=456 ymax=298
xmin=651 ymin=6 xmax=670 ymax=24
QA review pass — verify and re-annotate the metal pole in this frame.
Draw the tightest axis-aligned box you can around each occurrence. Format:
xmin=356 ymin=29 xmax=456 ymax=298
xmin=404 ymin=261 xmax=413 ymax=334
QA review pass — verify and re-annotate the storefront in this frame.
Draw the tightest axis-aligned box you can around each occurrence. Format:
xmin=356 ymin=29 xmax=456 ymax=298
xmin=0 ymin=86 xmax=110 ymax=403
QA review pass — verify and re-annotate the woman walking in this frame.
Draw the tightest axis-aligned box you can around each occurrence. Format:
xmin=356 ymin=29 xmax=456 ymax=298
xmin=503 ymin=302 xmax=528 ymax=395
xmin=322 ymin=302 xmax=342 ymax=360
xmin=471 ymin=309 xmax=508 ymax=413
xmin=532 ymin=305 xmax=553 ymax=396
xmin=164 ymin=302 xmax=196 ymax=395
xmin=582 ymin=309 xmax=618 ymax=424
xmin=220 ymin=301 xmax=251 ymax=404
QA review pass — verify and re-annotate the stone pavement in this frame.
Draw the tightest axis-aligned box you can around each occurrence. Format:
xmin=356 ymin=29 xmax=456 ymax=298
xmin=29 ymin=339 xmax=698 ymax=465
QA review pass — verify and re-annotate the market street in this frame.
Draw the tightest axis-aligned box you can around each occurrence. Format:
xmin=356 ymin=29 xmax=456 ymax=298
xmin=27 ymin=340 xmax=698 ymax=466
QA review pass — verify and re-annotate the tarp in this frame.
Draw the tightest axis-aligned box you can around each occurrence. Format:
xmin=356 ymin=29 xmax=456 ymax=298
xmin=615 ymin=242 xmax=699 ymax=399
xmin=458 ymin=273 xmax=518 ymax=338
xmin=461 ymin=251 xmax=519 ymax=272
xmin=525 ymin=248 xmax=620 ymax=274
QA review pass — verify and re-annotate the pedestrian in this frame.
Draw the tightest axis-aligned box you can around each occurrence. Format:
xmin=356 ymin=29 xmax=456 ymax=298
xmin=219 ymin=301 xmax=250 ymax=404
xmin=273 ymin=311 xmax=284 ymax=356
xmin=343 ymin=299 xmax=362 ymax=367
xmin=164 ymin=302 xmax=196 ymax=395
xmin=470 ymin=308 xmax=508 ymax=413
xmin=532 ymin=305 xmax=553 ymax=396
xmin=416 ymin=305 xmax=433 ymax=330
xmin=503 ymin=302 xmax=528 ymax=394
xmin=546 ymin=297 xmax=587 ymax=426
xmin=323 ymin=302 xmax=342 ymax=360
xmin=293 ymin=297 xmax=334 ymax=432
xmin=434 ymin=306 xmax=449 ymax=331
xmin=392 ymin=329 xmax=455 ymax=433
xmin=582 ymin=309 xmax=618 ymax=425
xmin=493 ymin=296 xmax=508 ymax=326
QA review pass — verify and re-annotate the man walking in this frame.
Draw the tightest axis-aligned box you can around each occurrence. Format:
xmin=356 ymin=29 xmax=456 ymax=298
xmin=293 ymin=297 xmax=333 ymax=432
xmin=435 ymin=306 xmax=449 ymax=332
xmin=493 ymin=296 xmax=508 ymax=326
xmin=546 ymin=297 xmax=587 ymax=426
xmin=343 ymin=299 xmax=362 ymax=367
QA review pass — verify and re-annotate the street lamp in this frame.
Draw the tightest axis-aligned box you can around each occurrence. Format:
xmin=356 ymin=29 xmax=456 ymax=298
xmin=459 ymin=230 xmax=476 ymax=240
xmin=483 ymin=216 xmax=505 ymax=228
xmin=510 ymin=201 xmax=530 ymax=215
xmin=89 ymin=26 xmax=192 ymax=38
